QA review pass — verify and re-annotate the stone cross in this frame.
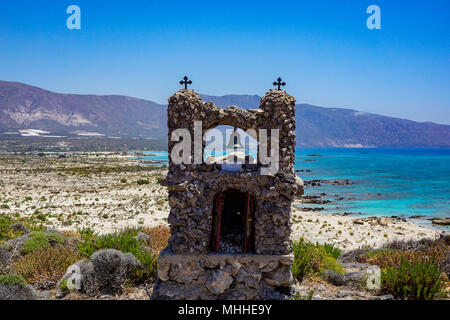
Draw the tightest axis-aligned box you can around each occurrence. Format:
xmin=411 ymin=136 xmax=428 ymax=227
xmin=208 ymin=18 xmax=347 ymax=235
xmin=180 ymin=76 xmax=192 ymax=89
xmin=273 ymin=77 xmax=286 ymax=90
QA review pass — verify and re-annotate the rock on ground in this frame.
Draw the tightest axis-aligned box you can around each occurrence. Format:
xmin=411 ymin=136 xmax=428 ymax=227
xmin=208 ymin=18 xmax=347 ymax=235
xmin=0 ymin=284 xmax=37 ymax=300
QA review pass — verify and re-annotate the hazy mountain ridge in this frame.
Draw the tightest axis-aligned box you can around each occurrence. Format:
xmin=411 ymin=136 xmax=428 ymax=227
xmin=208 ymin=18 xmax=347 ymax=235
xmin=0 ymin=81 xmax=167 ymax=138
xmin=0 ymin=81 xmax=449 ymax=147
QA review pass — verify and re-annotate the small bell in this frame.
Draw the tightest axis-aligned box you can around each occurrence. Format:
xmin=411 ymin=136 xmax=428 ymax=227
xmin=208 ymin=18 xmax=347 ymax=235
xmin=226 ymin=127 xmax=244 ymax=150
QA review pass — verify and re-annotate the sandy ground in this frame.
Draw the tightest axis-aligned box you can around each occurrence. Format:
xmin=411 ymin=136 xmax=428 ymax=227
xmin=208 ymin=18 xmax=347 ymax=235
xmin=0 ymin=153 xmax=170 ymax=235
xmin=0 ymin=153 xmax=442 ymax=250
xmin=290 ymin=205 xmax=440 ymax=250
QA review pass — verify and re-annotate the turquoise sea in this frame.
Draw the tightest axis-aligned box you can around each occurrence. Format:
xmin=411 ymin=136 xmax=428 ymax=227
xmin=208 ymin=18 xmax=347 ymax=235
xmin=140 ymin=148 xmax=450 ymax=230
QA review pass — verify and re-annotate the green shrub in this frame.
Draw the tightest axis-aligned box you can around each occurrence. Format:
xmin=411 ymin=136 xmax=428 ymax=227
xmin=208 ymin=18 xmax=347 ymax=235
xmin=382 ymin=258 xmax=443 ymax=300
xmin=293 ymin=290 xmax=314 ymax=300
xmin=315 ymin=242 xmax=342 ymax=260
xmin=58 ymin=278 xmax=69 ymax=294
xmin=77 ymin=228 xmax=157 ymax=282
xmin=0 ymin=215 xmax=40 ymax=242
xmin=13 ymin=245 xmax=81 ymax=284
xmin=0 ymin=215 xmax=15 ymax=241
xmin=22 ymin=232 xmax=50 ymax=254
xmin=21 ymin=231 xmax=65 ymax=254
xmin=136 ymin=178 xmax=150 ymax=185
xmin=0 ymin=274 xmax=27 ymax=287
xmin=292 ymin=238 xmax=345 ymax=281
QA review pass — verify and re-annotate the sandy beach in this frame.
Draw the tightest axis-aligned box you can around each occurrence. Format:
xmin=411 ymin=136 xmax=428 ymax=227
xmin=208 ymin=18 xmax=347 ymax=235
xmin=0 ymin=153 xmax=441 ymax=250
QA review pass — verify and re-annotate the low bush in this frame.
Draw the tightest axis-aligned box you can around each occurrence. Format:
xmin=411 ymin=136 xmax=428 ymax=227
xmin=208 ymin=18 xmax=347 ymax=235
xmin=58 ymin=278 xmax=69 ymax=294
xmin=292 ymin=238 xmax=345 ymax=281
xmin=316 ymin=242 xmax=342 ymax=260
xmin=21 ymin=231 xmax=65 ymax=254
xmin=293 ymin=290 xmax=314 ymax=300
xmin=13 ymin=245 xmax=81 ymax=284
xmin=141 ymin=225 xmax=170 ymax=254
xmin=365 ymin=243 xmax=449 ymax=278
xmin=363 ymin=241 xmax=448 ymax=300
xmin=0 ymin=215 xmax=38 ymax=242
xmin=77 ymin=228 xmax=157 ymax=282
xmin=366 ymin=249 xmax=426 ymax=268
xmin=137 ymin=178 xmax=150 ymax=185
xmin=0 ymin=273 xmax=27 ymax=287
xmin=0 ymin=215 xmax=16 ymax=241
xmin=382 ymin=258 xmax=443 ymax=300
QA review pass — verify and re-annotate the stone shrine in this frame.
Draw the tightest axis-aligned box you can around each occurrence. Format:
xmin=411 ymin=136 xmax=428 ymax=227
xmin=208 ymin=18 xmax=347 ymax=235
xmin=152 ymin=81 xmax=299 ymax=300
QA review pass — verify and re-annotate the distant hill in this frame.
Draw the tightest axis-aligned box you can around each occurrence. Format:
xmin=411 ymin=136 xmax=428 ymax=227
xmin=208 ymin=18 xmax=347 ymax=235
xmin=1 ymin=81 xmax=449 ymax=148
xmin=0 ymin=81 xmax=167 ymax=138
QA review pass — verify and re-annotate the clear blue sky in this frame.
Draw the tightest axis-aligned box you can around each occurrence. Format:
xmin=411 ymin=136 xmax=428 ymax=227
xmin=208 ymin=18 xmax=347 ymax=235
xmin=0 ymin=0 xmax=449 ymax=124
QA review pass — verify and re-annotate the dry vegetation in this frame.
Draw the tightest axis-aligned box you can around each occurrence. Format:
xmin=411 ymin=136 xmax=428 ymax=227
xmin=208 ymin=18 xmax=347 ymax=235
xmin=13 ymin=245 xmax=82 ymax=284
xmin=142 ymin=225 xmax=171 ymax=254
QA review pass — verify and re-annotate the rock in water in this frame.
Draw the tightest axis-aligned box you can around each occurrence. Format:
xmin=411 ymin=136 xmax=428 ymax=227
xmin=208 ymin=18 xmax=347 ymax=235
xmin=295 ymin=176 xmax=304 ymax=197
xmin=431 ymin=218 xmax=450 ymax=226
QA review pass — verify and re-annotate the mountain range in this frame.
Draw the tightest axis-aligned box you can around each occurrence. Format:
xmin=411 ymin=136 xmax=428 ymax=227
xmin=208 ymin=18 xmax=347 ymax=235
xmin=0 ymin=80 xmax=449 ymax=148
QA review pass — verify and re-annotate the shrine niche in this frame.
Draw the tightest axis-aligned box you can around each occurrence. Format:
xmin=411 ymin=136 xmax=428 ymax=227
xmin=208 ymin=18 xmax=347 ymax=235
xmin=210 ymin=190 xmax=255 ymax=254
xmin=152 ymin=77 xmax=299 ymax=300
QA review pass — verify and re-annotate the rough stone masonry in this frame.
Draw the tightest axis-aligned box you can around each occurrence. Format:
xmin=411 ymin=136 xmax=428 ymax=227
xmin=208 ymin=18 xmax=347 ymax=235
xmin=152 ymin=88 xmax=299 ymax=300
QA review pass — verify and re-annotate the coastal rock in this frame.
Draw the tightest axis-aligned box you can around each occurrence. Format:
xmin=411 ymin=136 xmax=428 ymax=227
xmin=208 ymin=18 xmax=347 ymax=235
xmin=6 ymin=234 xmax=31 ymax=254
xmin=323 ymin=269 xmax=345 ymax=286
xmin=324 ymin=266 xmax=380 ymax=290
xmin=295 ymin=176 xmax=304 ymax=197
xmin=431 ymin=218 xmax=450 ymax=226
xmin=11 ymin=223 xmax=29 ymax=234
xmin=0 ymin=247 xmax=13 ymax=268
xmin=135 ymin=232 xmax=150 ymax=244
xmin=373 ymin=294 xmax=394 ymax=300
xmin=0 ymin=283 xmax=37 ymax=300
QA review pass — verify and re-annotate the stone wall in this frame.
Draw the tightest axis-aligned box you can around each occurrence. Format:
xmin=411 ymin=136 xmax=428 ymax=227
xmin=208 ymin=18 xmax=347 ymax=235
xmin=152 ymin=250 xmax=294 ymax=300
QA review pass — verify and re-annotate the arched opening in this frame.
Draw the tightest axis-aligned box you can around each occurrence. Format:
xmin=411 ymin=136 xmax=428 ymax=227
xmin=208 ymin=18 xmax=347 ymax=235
xmin=203 ymin=125 xmax=258 ymax=167
xmin=210 ymin=190 xmax=255 ymax=254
